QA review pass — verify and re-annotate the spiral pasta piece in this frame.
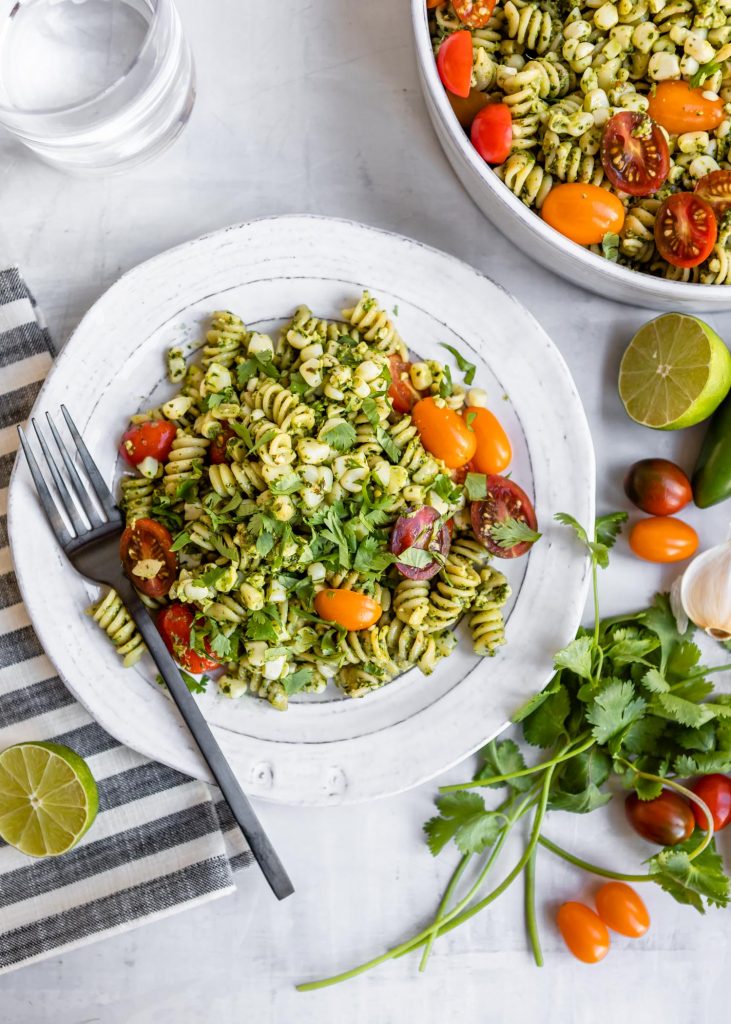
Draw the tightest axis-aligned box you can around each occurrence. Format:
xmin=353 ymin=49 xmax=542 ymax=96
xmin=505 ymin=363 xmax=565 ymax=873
xmin=87 ymin=590 xmax=146 ymax=667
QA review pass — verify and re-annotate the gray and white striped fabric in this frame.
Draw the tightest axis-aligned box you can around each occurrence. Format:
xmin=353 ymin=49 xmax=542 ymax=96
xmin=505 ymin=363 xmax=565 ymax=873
xmin=0 ymin=268 xmax=251 ymax=975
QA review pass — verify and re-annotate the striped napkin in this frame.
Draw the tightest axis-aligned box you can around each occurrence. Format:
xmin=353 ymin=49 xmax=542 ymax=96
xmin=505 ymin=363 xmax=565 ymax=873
xmin=0 ymin=268 xmax=251 ymax=975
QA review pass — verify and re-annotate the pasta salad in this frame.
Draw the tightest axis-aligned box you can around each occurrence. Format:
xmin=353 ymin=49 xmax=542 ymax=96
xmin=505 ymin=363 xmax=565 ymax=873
xmin=89 ymin=295 xmax=539 ymax=711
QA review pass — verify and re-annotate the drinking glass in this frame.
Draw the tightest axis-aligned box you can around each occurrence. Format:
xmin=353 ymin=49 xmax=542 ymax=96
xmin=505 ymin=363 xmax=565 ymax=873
xmin=0 ymin=0 xmax=196 ymax=173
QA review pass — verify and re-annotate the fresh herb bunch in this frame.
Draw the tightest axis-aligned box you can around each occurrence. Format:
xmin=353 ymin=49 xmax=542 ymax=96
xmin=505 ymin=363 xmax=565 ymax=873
xmin=298 ymin=512 xmax=731 ymax=991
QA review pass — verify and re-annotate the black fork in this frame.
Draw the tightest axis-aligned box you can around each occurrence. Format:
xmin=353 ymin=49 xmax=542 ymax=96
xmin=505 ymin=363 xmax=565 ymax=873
xmin=18 ymin=406 xmax=294 ymax=901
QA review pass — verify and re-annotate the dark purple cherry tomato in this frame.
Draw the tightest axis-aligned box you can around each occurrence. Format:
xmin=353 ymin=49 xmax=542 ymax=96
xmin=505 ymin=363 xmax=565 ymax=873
xmin=389 ymin=507 xmax=451 ymax=580
xmin=625 ymin=790 xmax=695 ymax=846
xmin=471 ymin=474 xmax=538 ymax=559
xmin=691 ymin=774 xmax=731 ymax=832
xmin=624 ymin=459 xmax=692 ymax=516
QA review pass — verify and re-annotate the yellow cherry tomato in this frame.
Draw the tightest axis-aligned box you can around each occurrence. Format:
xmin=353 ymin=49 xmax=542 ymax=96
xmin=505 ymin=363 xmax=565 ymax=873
xmin=629 ymin=516 xmax=698 ymax=563
xmin=541 ymin=183 xmax=625 ymax=246
xmin=647 ymin=81 xmax=724 ymax=135
xmin=412 ymin=397 xmax=477 ymax=468
xmin=465 ymin=406 xmax=512 ymax=474
xmin=314 ymin=589 xmax=382 ymax=631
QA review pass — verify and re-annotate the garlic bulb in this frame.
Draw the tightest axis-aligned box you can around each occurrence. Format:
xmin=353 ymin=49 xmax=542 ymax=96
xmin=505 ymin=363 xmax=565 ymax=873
xmin=679 ymin=536 xmax=731 ymax=641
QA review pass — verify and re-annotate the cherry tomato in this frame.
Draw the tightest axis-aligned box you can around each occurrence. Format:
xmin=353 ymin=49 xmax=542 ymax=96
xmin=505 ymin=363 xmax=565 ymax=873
xmin=471 ymin=103 xmax=512 ymax=165
xmin=448 ymin=88 xmax=491 ymax=130
xmin=465 ymin=406 xmax=511 ymax=474
xmin=556 ymin=902 xmax=610 ymax=964
xmin=390 ymin=506 xmax=451 ymax=580
xmin=541 ymin=183 xmax=625 ymax=246
xmin=647 ymin=80 xmax=724 ymax=135
xmin=694 ymin=169 xmax=731 ymax=216
xmin=453 ymin=0 xmax=496 ymax=26
xmin=157 ymin=603 xmax=221 ymax=674
xmin=471 ymin=474 xmax=537 ymax=558
xmin=629 ymin=516 xmax=698 ymax=563
xmin=625 ymin=790 xmax=695 ymax=846
xmin=437 ymin=30 xmax=472 ymax=99
xmin=624 ymin=459 xmax=692 ymax=516
xmin=388 ymin=355 xmax=420 ymax=414
xmin=601 ymin=112 xmax=669 ymax=197
xmin=314 ymin=589 xmax=382 ymax=631
xmin=427 ymin=0 xmax=441 ymax=6
xmin=412 ymin=397 xmax=477 ymax=468
xmin=120 ymin=518 xmax=177 ymax=599
xmin=119 ymin=420 xmax=176 ymax=467
xmin=594 ymin=883 xmax=650 ymax=938
xmin=654 ymin=192 xmax=717 ymax=268
xmin=691 ymin=774 xmax=731 ymax=832
xmin=209 ymin=423 xmax=236 ymax=464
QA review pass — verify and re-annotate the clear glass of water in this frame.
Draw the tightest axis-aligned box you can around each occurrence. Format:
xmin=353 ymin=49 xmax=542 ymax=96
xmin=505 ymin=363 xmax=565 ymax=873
xmin=0 ymin=0 xmax=195 ymax=174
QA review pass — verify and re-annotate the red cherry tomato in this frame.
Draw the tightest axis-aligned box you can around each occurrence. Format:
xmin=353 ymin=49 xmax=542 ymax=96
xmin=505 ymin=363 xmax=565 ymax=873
xmin=541 ymin=183 xmax=625 ymax=246
xmin=556 ymin=902 xmax=610 ymax=964
xmin=594 ymin=883 xmax=650 ymax=938
xmin=389 ymin=506 xmax=451 ymax=580
xmin=623 ymin=459 xmax=692 ymax=516
xmin=209 ymin=423 xmax=236 ymax=464
xmin=437 ymin=30 xmax=473 ymax=99
xmin=601 ymin=112 xmax=669 ymax=197
xmin=694 ymin=170 xmax=731 ymax=215
xmin=453 ymin=0 xmax=496 ymax=26
xmin=313 ymin=589 xmax=382 ymax=631
xmin=470 ymin=474 xmax=537 ymax=558
xmin=412 ymin=397 xmax=477 ymax=468
xmin=691 ymin=774 xmax=731 ymax=832
xmin=465 ymin=406 xmax=512 ymax=474
xmin=157 ymin=603 xmax=221 ymax=674
xmin=471 ymin=104 xmax=512 ymax=165
xmin=120 ymin=518 xmax=177 ymax=599
xmin=647 ymin=80 xmax=724 ymax=135
xmin=629 ymin=516 xmax=698 ymax=563
xmin=119 ymin=420 xmax=176 ymax=467
xmin=625 ymin=790 xmax=695 ymax=846
xmin=654 ymin=193 xmax=717 ymax=269
xmin=388 ymin=356 xmax=420 ymax=414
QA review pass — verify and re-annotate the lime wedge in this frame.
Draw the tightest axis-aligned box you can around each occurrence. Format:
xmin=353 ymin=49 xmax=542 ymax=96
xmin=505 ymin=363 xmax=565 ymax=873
xmin=0 ymin=742 xmax=99 ymax=858
xmin=618 ymin=313 xmax=731 ymax=430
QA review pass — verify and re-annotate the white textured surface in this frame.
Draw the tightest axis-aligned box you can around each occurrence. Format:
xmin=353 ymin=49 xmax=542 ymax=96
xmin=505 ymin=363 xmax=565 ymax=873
xmin=0 ymin=0 xmax=730 ymax=1020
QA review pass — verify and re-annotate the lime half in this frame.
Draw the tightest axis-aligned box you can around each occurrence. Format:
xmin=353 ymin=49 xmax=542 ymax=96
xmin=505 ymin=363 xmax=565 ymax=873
xmin=618 ymin=313 xmax=731 ymax=430
xmin=0 ymin=742 xmax=99 ymax=858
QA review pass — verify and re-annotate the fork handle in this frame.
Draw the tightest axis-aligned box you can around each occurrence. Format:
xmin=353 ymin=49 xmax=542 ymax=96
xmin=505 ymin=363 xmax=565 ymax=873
xmin=116 ymin=578 xmax=294 ymax=901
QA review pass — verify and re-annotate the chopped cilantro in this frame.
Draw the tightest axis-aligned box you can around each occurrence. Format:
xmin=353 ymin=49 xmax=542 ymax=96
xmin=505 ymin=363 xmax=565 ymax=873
xmin=440 ymin=343 xmax=476 ymax=385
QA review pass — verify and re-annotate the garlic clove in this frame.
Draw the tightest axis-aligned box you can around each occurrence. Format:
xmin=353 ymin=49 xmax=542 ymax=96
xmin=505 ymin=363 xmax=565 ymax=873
xmin=679 ymin=536 xmax=731 ymax=642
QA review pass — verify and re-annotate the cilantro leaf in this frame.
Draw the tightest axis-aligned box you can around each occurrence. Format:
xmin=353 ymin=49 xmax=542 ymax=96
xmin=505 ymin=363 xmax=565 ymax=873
xmin=283 ymin=667 xmax=314 ymax=696
xmin=554 ymin=635 xmax=594 ymax=680
xmin=522 ymin=684 xmax=571 ymax=748
xmin=554 ymin=511 xmax=589 ymax=546
xmin=641 ymin=668 xmax=669 ymax=694
xmin=690 ymin=60 xmax=720 ymax=88
xmin=395 ymin=546 xmax=436 ymax=569
xmin=476 ymin=739 xmax=532 ymax=792
xmin=601 ymin=232 xmax=620 ymax=263
xmin=648 ymin=837 xmax=730 ymax=912
xmin=431 ymin=474 xmax=463 ymax=505
xmin=321 ymin=421 xmax=357 ymax=453
xmin=424 ymin=792 xmax=503 ymax=856
xmin=465 ymin=472 xmax=487 ymax=501
xmin=595 ymin=511 xmax=628 ymax=549
xmin=439 ymin=343 xmax=476 ymax=385
xmin=246 ymin=610 xmax=279 ymax=644
xmin=170 ymin=531 xmax=190 ymax=553
xmin=655 ymin=693 xmax=717 ymax=728
xmin=512 ymin=674 xmax=562 ymax=724
xmin=674 ymin=752 xmax=731 ymax=776
xmin=439 ymin=363 xmax=453 ymax=399
xmin=586 ymin=679 xmax=646 ymax=744
xmin=491 ymin=517 xmax=542 ymax=550
xmin=156 ymin=670 xmax=209 ymax=695
xmin=353 ymin=537 xmax=394 ymax=576
xmin=209 ymin=632 xmax=232 ymax=659
xmin=643 ymin=593 xmax=685 ymax=671
xmin=269 ymin=472 xmax=302 ymax=495
xmin=549 ymin=783 xmax=612 ymax=814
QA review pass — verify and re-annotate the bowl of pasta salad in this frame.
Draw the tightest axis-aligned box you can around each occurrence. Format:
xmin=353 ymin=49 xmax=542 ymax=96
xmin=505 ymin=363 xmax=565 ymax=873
xmin=414 ymin=0 xmax=731 ymax=308
xmin=8 ymin=215 xmax=594 ymax=804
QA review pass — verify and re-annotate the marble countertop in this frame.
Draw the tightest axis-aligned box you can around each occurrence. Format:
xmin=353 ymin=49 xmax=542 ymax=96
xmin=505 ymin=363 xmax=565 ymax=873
xmin=1 ymin=0 xmax=730 ymax=1021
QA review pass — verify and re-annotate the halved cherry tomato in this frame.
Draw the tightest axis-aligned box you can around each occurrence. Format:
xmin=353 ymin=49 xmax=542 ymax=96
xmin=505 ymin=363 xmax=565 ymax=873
xmin=471 ymin=474 xmax=537 ymax=558
xmin=388 ymin=356 xmax=420 ymax=414
xmin=448 ymin=88 xmax=491 ymax=130
xmin=695 ymin=169 xmax=731 ymax=215
xmin=412 ymin=397 xmax=477 ymax=468
xmin=209 ymin=422 xmax=236 ymax=464
xmin=541 ymin=183 xmax=625 ymax=246
xmin=157 ymin=603 xmax=221 ymax=674
xmin=625 ymin=790 xmax=695 ymax=845
xmin=437 ymin=30 xmax=472 ymax=99
xmin=427 ymin=0 xmax=441 ymax=7
xmin=120 ymin=518 xmax=177 ymax=599
xmin=390 ymin=507 xmax=451 ymax=580
xmin=629 ymin=516 xmax=698 ymax=563
xmin=465 ymin=406 xmax=511 ymax=474
xmin=453 ymin=0 xmax=496 ymax=26
xmin=601 ymin=112 xmax=669 ymax=197
xmin=119 ymin=420 xmax=176 ymax=467
xmin=471 ymin=103 xmax=512 ymax=165
xmin=654 ymin=193 xmax=717 ymax=268
xmin=594 ymin=883 xmax=650 ymax=938
xmin=623 ymin=459 xmax=692 ymax=516
xmin=647 ymin=80 xmax=724 ymax=136
xmin=691 ymin=774 xmax=731 ymax=832
xmin=556 ymin=903 xmax=610 ymax=964
xmin=313 ymin=589 xmax=382 ymax=631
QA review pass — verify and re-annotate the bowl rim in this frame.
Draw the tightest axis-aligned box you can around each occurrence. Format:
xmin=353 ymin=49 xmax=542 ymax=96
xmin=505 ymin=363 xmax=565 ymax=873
xmin=411 ymin=0 xmax=731 ymax=303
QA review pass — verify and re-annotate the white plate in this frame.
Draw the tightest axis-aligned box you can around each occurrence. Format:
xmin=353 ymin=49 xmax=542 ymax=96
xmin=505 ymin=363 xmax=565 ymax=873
xmin=8 ymin=215 xmax=594 ymax=805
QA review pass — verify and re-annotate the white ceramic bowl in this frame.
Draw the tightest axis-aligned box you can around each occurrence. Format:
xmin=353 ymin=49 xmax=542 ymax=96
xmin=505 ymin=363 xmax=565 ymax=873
xmin=412 ymin=0 xmax=731 ymax=311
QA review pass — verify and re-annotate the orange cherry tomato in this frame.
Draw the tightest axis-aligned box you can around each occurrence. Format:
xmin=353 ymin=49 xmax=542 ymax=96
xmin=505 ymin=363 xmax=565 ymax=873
xmin=647 ymin=81 xmax=724 ymax=135
xmin=629 ymin=516 xmax=698 ymax=563
xmin=427 ymin=0 xmax=441 ymax=7
xmin=437 ymin=31 xmax=472 ymax=99
xmin=448 ymin=88 xmax=491 ymax=130
xmin=594 ymin=883 xmax=650 ymax=938
xmin=471 ymin=103 xmax=513 ymax=165
xmin=465 ymin=406 xmax=511 ymax=474
xmin=412 ymin=397 xmax=477 ymax=468
xmin=541 ymin=183 xmax=625 ymax=246
xmin=654 ymin=192 xmax=717 ymax=268
xmin=556 ymin=902 xmax=610 ymax=964
xmin=453 ymin=0 xmax=497 ymax=26
xmin=314 ymin=589 xmax=382 ymax=631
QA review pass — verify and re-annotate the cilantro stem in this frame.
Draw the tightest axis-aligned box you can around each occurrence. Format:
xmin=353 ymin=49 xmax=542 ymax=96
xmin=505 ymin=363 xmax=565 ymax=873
xmin=524 ymin=846 xmax=543 ymax=967
xmin=418 ymin=853 xmax=470 ymax=972
xmin=538 ymin=836 xmax=651 ymax=883
xmin=439 ymin=735 xmax=594 ymax=793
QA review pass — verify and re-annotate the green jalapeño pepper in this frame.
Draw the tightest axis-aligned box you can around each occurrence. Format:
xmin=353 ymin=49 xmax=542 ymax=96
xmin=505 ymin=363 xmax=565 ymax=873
xmin=692 ymin=393 xmax=731 ymax=508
